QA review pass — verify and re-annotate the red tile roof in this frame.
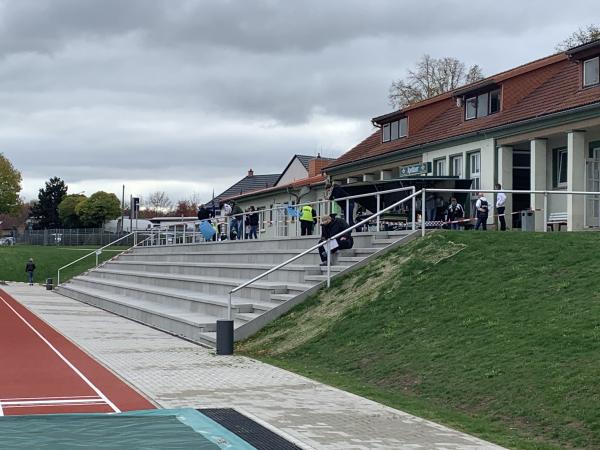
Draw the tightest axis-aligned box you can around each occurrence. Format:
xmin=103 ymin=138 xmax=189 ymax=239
xmin=224 ymin=174 xmax=326 ymax=201
xmin=328 ymin=52 xmax=600 ymax=171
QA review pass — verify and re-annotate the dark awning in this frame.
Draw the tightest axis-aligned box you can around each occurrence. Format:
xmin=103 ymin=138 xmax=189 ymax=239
xmin=331 ymin=177 xmax=473 ymax=212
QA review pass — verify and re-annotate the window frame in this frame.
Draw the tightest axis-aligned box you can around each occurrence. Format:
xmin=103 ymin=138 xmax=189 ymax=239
xmin=381 ymin=117 xmax=408 ymax=143
xmin=464 ymin=88 xmax=501 ymax=120
xmin=583 ymin=56 xmax=600 ymax=88
xmin=382 ymin=123 xmax=391 ymax=142
xmin=556 ymin=148 xmax=568 ymax=187
xmin=469 ymin=152 xmax=481 ymax=190
xmin=450 ymin=154 xmax=463 ymax=178
xmin=434 ymin=158 xmax=446 ymax=176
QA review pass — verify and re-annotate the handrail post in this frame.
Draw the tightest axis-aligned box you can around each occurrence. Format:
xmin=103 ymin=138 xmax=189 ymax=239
xmin=376 ymin=194 xmax=381 ymax=232
xmin=134 ymin=230 xmax=137 ymax=246
xmin=183 ymin=224 xmax=186 ymax=243
xmin=412 ymin=187 xmax=416 ymax=231
xmin=543 ymin=192 xmax=548 ymax=232
xmin=228 ymin=292 xmax=232 ymax=321
xmin=421 ymin=188 xmax=426 ymax=237
xmin=346 ymin=199 xmax=350 ymax=225
xmin=326 ymin=240 xmax=331 ymax=288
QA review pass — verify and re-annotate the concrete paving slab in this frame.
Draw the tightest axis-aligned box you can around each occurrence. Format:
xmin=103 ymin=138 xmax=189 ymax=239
xmin=1 ymin=284 xmax=506 ymax=450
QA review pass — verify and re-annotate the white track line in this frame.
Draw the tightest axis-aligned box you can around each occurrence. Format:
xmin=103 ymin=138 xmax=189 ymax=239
xmin=2 ymin=398 xmax=104 ymax=406
xmin=0 ymin=295 xmax=121 ymax=413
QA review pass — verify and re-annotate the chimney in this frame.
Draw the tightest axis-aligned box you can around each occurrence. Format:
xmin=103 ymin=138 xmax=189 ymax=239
xmin=308 ymin=157 xmax=329 ymax=177
xmin=247 ymin=169 xmax=254 ymax=177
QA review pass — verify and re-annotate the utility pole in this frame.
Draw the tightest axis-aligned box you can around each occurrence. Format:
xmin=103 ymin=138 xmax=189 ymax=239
xmin=121 ymin=184 xmax=125 ymax=234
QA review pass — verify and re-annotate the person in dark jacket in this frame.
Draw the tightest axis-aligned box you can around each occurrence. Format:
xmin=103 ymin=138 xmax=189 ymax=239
xmin=318 ymin=215 xmax=353 ymax=265
xmin=247 ymin=206 xmax=260 ymax=239
xmin=445 ymin=197 xmax=465 ymax=230
xmin=197 ymin=204 xmax=211 ymax=221
xmin=25 ymin=258 xmax=35 ymax=286
xmin=475 ymin=192 xmax=489 ymax=231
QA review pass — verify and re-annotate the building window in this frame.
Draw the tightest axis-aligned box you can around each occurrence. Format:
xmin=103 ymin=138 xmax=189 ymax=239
xmin=583 ymin=56 xmax=600 ymax=87
xmin=553 ymin=148 xmax=568 ymax=187
xmin=469 ymin=152 xmax=481 ymax=190
xmin=451 ymin=155 xmax=463 ymax=178
xmin=465 ymin=89 xmax=501 ymax=120
xmin=434 ymin=159 xmax=446 ymax=176
xmin=381 ymin=117 xmax=407 ymax=142
xmin=382 ymin=123 xmax=391 ymax=142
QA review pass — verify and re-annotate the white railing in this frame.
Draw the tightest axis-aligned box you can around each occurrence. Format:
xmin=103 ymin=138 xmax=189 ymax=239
xmin=139 ymin=186 xmax=418 ymax=246
xmin=57 ymin=232 xmax=136 ymax=285
xmin=420 ymin=188 xmax=600 ymax=237
xmin=225 ymin=189 xmax=423 ymax=320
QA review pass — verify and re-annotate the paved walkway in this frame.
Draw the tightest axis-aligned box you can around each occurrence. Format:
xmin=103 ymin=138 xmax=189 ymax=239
xmin=2 ymin=284 xmax=505 ymax=450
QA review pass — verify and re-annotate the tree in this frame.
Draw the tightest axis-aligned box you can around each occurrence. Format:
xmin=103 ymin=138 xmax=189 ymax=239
xmin=58 ymin=194 xmax=87 ymax=228
xmin=0 ymin=153 xmax=22 ymax=215
xmin=30 ymin=177 xmax=68 ymax=229
xmin=556 ymin=24 xmax=600 ymax=51
xmin=145 ymin=191 xmax=173 ymax=211
xmin=388 ymin=55 xmax=484 ymax=110
xmin=76 ymin=191 xmax=121 ymax=227
xmin=174 ymin=200 xmax=198 ymax=217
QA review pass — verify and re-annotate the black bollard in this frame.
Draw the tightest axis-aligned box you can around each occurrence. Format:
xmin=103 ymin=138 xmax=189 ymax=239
xmin=216 ymin=320 xmax=234 ymax=355
xmin=46 ymin=278 xmax=53 ymax=290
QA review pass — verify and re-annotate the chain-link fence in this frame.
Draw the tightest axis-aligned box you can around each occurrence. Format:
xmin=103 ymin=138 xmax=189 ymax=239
xmin=17 ymin=228 xmax=134 ymax=246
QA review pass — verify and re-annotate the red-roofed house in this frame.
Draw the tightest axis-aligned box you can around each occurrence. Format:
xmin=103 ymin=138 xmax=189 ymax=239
xmin=225 ymin=154 xmax=334 ymax=238
xmin=325 ymin=40 xmax=600 ymax=230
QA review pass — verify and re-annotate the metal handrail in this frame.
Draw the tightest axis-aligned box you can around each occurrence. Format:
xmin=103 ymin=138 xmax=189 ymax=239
xmin=57 ymin=232 xmax=135 ymax=285
xmin=225 ymin=189 xmax=424 ymax=320
xmin=420 ymin=187 xmax=600 ymax=236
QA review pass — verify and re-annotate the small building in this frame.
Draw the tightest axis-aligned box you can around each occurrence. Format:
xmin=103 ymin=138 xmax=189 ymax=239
xmin=325 ymin=39 xmax=600 ymax=230
xmin=224 ymin=155 xmax=334 ymax=238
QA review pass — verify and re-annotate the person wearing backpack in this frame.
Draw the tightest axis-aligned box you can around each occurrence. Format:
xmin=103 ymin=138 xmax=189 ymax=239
xmin=475 ymin=192 xmax=489 ymax=231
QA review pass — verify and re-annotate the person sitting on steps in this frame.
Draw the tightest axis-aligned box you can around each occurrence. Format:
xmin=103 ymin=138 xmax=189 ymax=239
xmin=318 ymin=215 xmax=354 ymax=266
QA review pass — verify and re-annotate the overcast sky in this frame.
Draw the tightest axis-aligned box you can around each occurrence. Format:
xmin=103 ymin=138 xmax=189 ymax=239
xmin=1 ymin=0 xmax=598 ymax=205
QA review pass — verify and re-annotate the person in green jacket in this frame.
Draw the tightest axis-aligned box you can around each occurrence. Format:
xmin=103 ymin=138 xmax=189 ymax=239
xmin=299 ymin=205 xmax=317 ymax=236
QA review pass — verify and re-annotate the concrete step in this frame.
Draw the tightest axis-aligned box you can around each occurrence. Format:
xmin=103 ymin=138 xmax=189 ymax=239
xmin=87 ymin=269 xmax=314 ymax=302
xmin=337 ymin=256 xmax=364 ymax=263
xmin=64 ymin=277 xmax=257 ymax=316
xmin=103 ymin=260 xmax=321 ymax=284
xmin=270 ymin=293 xmax=296 ymax=302
xmin=56 ymin=284 xmax=244 ymax=344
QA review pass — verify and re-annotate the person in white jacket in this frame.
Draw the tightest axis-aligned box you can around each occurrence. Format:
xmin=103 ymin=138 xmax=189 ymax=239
xmin=495 ymin=184 xmax=507 ymax=231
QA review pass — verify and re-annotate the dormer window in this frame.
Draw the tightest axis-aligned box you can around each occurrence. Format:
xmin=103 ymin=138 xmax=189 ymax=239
xmin=583 ymin=56 xmax=600 ymax=87
xmin=465 ymin=89 xmax=501 ymax=120
xmin=382 ymin=117 xmax=408 ymax=142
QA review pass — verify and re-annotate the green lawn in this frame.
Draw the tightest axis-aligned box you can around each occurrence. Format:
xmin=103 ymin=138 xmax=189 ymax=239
xmin=0 ymin=245 xmax=128 ymax=284
xmin=238 ymin=232 xmax=600 ymax=450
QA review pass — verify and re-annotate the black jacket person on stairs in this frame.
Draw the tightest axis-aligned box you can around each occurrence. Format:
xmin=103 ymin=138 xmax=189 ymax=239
xmin=318 ymin=215 xmax=354 ymax=265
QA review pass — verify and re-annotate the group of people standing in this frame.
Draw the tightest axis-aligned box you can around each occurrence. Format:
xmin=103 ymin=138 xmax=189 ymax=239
xmin=197 ymin=201 xmax=260 ymax=241
xmin=444 ymin=184 xmax=507 ymax=231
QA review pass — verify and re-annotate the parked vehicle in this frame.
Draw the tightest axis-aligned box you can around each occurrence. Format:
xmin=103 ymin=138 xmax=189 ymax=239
xmin=0 ymin=237 xmax=16 ymax=245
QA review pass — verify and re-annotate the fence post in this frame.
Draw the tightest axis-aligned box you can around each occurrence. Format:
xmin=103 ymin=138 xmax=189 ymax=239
xmin=326 ymin=241 xmax=331 ymax=288
xmin=376 ymin=194 xmax=381 ymax=232
xmin=543 ymin=192 xmax=548 ymax=232
xmin=421 ymin=189 xmax=426 ymax=237
xmin=412 ymin=188 xmax=416 ymax=231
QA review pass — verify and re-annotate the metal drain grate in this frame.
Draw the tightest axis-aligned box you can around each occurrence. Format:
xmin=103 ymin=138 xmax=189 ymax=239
xmin=199 ymin=408 xmax=303 ymax=450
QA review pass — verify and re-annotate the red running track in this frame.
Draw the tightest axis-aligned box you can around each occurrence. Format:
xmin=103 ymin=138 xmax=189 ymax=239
xmin=0 ymin=289 xmax=155 ymax=416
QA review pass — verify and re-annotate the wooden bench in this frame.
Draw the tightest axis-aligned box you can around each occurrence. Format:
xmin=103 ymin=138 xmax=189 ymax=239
xmin=547 ymin=212 xmax=568 ymax=231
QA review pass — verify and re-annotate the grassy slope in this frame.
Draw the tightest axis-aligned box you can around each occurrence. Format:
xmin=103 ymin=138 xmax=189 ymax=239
xmin=0 ymin=245 xmax=127 ymax=284
xmin=238 ymin=232 xmax=600 ymax=450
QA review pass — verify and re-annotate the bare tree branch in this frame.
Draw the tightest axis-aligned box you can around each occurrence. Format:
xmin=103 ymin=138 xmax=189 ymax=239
xmin=388 ymin=55 xmax=484 ymax=110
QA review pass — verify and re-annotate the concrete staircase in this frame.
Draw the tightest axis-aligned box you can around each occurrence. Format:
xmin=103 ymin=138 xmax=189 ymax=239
xmin=56 ymin=230 xmax=417 ymax=346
